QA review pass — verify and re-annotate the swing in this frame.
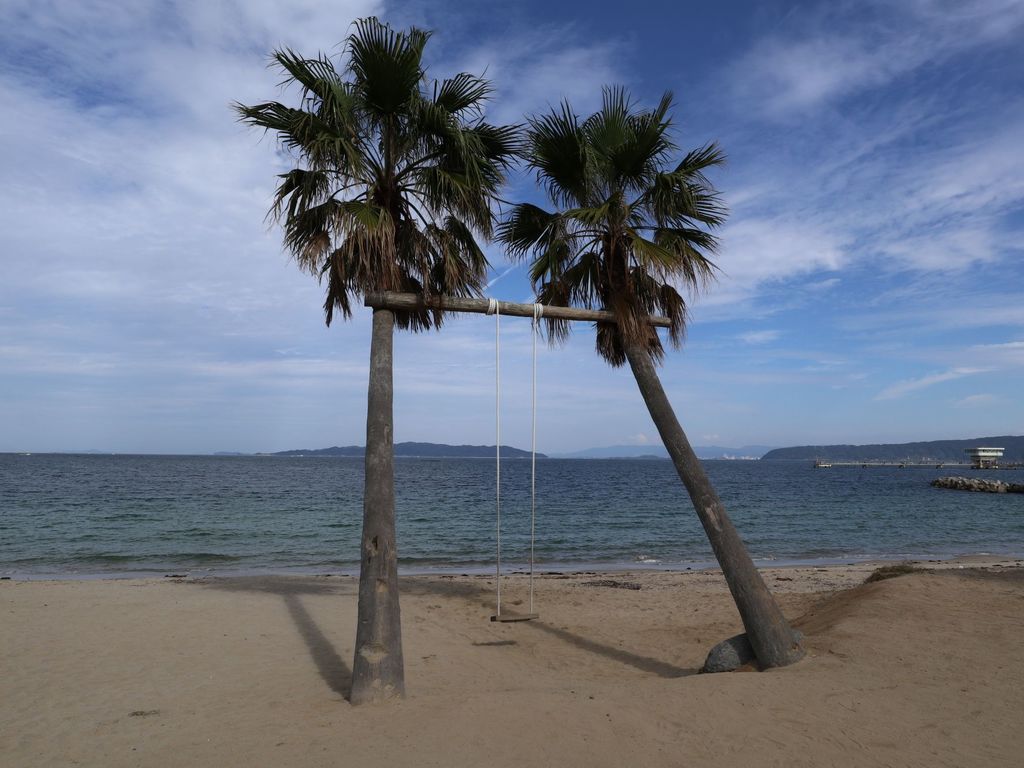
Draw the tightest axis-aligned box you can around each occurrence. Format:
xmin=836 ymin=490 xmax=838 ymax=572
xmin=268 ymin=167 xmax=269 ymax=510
xmin=488 ymin=299 xmax=540 ymax=623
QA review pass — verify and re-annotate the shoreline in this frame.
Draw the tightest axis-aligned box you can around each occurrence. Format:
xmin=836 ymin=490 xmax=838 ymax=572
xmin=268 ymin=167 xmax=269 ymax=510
xmin=4 ymin=551 xmax=1022 ymax=582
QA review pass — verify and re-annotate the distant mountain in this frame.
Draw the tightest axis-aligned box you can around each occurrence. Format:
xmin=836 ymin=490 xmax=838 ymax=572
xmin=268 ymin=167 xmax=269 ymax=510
xmin=552 ymin=444 xmax=667 ymax=459
xmin=554 ymin=444 xmax=775 ymax=460
xmin=697 ymin=445 xmax=777 ymax=460
xmin=761 ymin=435 xmax=1024 ymax=462
xmin=274 ymin=442 xmax=543 ymax=459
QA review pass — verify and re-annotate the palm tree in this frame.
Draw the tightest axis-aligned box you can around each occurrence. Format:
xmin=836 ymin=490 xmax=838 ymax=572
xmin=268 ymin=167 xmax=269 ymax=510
xmin=499 ymin=88 xmax=803 ymax=669
xmin=236 ymin=17 xmax=518 ymax=703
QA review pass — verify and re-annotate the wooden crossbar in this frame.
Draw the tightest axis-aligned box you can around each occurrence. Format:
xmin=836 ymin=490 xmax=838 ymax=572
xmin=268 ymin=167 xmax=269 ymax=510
xmin=363 ymin=292 xmax=672 ymax=327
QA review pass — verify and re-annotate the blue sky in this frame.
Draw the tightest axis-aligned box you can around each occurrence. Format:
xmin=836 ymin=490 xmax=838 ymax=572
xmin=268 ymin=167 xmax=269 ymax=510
xmin=1 ymin=0 xmax=1022 ymax=454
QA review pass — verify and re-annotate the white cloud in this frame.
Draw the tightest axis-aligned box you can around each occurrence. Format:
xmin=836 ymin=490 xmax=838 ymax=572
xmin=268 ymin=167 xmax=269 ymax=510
xmin=839 ymin=293 xmax=1024 ymax=337
xmin=453 ymin=28 xmax=623 ymax=127
xmin=875 ymin=367 xmax=989 ymax=400
xmin=954 ymin=393 xmax=996 ymax=407
xmin=695 ymin=0 xmax=1024 ymax=314
xmin=738 ymin=330 xmax=780 ymax=345
xmin=804 ymin=278 xmax=840 ymax=293
xmin=967 ymin=340 xmax=1024 ymax=367
xmin=699 ymin=218 xmax=844 ymax=309
xmin=485 ymin=264 xmax=520 ymax=289
xmin=0 ymin=0 xmax=384 ymax=311
xmin=730 ymin=0 xmax=1024 ymax=118
xmin=733 ymin=35 xmax=901 ymax=115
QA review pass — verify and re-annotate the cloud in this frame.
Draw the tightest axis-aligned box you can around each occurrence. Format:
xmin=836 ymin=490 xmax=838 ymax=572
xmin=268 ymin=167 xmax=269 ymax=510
xmin=974 ymin=340 xmax=1024 ymax=351
xmin=453 ymin=28 xmax=624 ymax=127
xmin=696 ymin=218 xmax=844 ymax=311
xmin=838 ymin=292 xmax=1024 ymax=338
xmin=485 ymin=264 xmax=520 ymax=290
xmin=729 ymin=0 xmax=1024 ymax=118
xmin=737 ymin=330 xmax=780 ymax=345
xmin=691 ymin=0 xmax=1024 ymax=320
xmin=804 ymin=278 xmax=840 ymax=293
xmin=0 ymin=0 xmax=384 ymax=308
xmin=732 ymin=34 xmax=901 ymax=116
xmin=967 ymin=340 xmax=1024 ymax=367
xmin=875 ymin=367 xmax=989 ymax=400
xmin=707 ymin=109 xmax=1024 ymax=303
xmin=954 ymin=393 xmax=996 ymax=407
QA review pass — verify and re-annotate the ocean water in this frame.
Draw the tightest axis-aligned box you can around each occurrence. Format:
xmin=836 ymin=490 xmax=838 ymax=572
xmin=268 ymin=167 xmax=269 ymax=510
xmin=1 ymin=454 xmax=1022 ymax=577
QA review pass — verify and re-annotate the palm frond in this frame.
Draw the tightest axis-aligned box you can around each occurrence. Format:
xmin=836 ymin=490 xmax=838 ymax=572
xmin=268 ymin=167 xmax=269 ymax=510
xmin=434 ymin=73 xmax=491 ymax=116
xmin=271 ymin=168 xmax=331 ymax=225
xmin=497 ymin=203 xmax=559 ymax=258
xmin=423 ymin=216 xmax=490 ymax=298
xmin=562 ymin=202 xmax=612 ymax=230
xmin=585 ymin=86 xmax=632 ymax=160
xmin=238 ymin=16 xmax=517 ymax=331
xmin=526 ymin=102 xmax=591 ymax=208
xmin=271 ymin=49 xmax=341 ymax=100
xmin=347 ymin=17 xmax=427 ymax=116
xmin=628 ymin=231 xmax=680 ymax=276
xmin=508 ymin=88 xmax=727 ymax=365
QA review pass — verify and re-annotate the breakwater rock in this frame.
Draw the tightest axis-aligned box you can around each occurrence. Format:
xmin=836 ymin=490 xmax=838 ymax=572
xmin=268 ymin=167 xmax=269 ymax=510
xmin=931 ymin=476 xmax=1024 ymax=494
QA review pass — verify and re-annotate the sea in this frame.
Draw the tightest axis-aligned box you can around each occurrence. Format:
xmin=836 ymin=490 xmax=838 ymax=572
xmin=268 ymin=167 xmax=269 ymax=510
xmin=2 ymin=454 xmax=1022 ymax=579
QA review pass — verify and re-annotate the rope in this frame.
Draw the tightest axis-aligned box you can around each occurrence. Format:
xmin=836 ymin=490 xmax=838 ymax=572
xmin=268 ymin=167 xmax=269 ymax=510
xmin=488 ymin=298 xmax=502 ymax=616
xmin=487 ymin=297 xmax=542 ymax=619
xmin=529 ymin=303 xmax=542 ymax=613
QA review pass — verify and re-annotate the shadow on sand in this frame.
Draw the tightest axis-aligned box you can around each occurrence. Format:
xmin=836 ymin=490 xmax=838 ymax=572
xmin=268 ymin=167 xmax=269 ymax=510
xmin=401 ymin=577 xmax=698 ymax=679
xmin=197 ymin=576 xmax=355 ymax=700
xmin=194 ymin=573 xmax=696 ymax=694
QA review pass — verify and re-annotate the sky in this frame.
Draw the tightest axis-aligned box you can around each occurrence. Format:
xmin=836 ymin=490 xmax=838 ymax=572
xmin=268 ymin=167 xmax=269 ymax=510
xmin=1 ymin=0 xmax=1022 ymax=455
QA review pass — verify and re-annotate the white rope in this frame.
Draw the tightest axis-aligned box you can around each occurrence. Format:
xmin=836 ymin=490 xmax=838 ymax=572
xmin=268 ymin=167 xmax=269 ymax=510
xmin=490 ymin=298 xmax=502 ymax=616
xmin=529 ymin=303 xmax=542 ymax=613
xmin=488 ymin=297 xmax=542 ymax=619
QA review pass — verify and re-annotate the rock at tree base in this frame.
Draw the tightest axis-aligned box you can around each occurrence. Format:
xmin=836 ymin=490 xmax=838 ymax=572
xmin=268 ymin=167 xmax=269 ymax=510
xmin=702 ymin=633 xmax=755 ymax=673
xmin=702 ymin=630 xmax=805 ymax=673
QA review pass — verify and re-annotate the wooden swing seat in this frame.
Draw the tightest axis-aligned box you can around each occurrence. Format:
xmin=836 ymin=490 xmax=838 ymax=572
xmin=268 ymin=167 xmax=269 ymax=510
xmin=490 ymin=612 xmax=539 ymax=622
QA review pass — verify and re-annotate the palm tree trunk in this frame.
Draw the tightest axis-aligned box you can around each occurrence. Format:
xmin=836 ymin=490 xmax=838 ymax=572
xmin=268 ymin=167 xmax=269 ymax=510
xmin=351 ymin=308 xmax=406 ymax=704
xmin=624 ymin=344 xmax=804 ymax=669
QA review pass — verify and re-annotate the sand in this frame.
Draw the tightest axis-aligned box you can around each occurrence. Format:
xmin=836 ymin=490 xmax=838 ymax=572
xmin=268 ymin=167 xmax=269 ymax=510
xmin=3 ymin=557 xmax=1023 ymax=767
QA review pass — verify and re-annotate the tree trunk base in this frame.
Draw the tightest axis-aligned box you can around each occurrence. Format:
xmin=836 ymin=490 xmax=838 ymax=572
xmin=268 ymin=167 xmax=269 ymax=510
xmin=623 ymin=343 xmax=805 ymax=670
xmin=351 ymin=308 xmax=405 ymax=705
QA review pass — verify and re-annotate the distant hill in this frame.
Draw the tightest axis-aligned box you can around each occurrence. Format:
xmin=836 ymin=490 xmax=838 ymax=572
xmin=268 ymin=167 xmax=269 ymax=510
xmin=274 ymin=442 xmax=542 ymax=459
xmin=555 ymin=444 xmax=775 ymax=460
xmin=761 ymin=436 xmax=1024 ymax=462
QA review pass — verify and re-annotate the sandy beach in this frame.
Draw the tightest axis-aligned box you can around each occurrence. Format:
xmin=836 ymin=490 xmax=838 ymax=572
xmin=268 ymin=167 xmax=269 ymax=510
xmin=3 ymin=557 xmax=1023 ymax=767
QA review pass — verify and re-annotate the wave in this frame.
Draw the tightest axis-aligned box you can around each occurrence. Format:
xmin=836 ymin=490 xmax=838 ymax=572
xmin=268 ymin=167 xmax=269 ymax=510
xmin=53 ymin=552 xmax=246 ymax=565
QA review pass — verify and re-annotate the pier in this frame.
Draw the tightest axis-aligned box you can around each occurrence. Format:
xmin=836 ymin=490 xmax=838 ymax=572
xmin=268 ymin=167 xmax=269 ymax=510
xmin=815 ymin=460 xmax=970 ymax=469
xmin=812 ymin=447 xmax=1022 ymax=469
xmin=813 ymin=460 xmax=1023 ymax=469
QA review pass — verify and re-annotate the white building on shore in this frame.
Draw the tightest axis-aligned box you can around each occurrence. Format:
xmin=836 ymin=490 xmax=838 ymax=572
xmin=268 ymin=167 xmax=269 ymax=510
xmin=964 ymin=447 xmax=1004 ymax=469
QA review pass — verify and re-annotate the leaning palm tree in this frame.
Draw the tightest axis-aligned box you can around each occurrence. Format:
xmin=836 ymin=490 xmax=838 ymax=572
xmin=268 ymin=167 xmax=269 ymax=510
xmin=236 ymin=17 xmax=517 ymax=703
xmin=500 ymin=88 xmax=803 ymax=669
